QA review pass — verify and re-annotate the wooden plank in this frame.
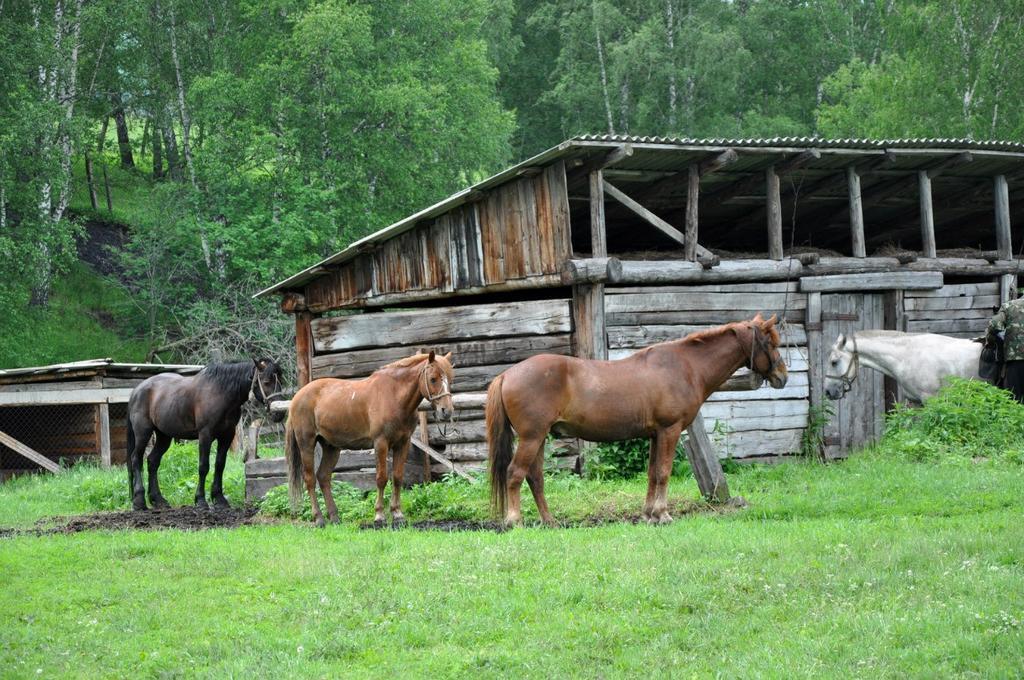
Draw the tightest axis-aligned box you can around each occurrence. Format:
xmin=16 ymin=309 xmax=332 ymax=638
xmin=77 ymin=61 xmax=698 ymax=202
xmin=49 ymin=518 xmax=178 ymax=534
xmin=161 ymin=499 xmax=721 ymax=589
xmin=608 ymin=280 xmax=800 ymax=295
xmin=607 ymin=309 xmax=805 ymax=326
xmin=995 ymin=174 xmax=1012 ymax=260
xmin=905 ymin=308 xmax=997 ymax=321
xmin=847 ymin=166 xmax=866 ymax=258
xmin=683 ymin=414 xmax=729 ymax=502
xmin=766 ymin=165 xmax=784 ymax=260
xmin=97 ymin=402 xmax=111 ymax=468
xmin=547 ymin=161 xmax=573 ymax=263
xmin=589 ymin=170 xmax=607 ymax=257
xmin=906 ymin=282 xmax=999 ymax=297
xmin=410 ymin=437 xmax=475 ymax=481
xmin=0 ymin=388 xmax=135 ymax=406
xmin=602 ymin=179 xmax=716 ymax=263
xmin=907 ymin=319 xmax=989 ymax=334
xmin=918 ymin=171 xmax=936 ymax=258
xmin=701 ymin=399 xmax=808 ymax=420
xmin=311 ymin=299 xmax=571 ymax=352
xmin=607 ymin=324 xmax=806 ymax=348
xmin=707 ymin=428 xmax=804 ymax=458
xmin=572 ymin=283 xmax=607 ymax=360
xmin=903 ymin=294 xmax=1000 ymax=311
xmin=0 ymin=429 xmax=61 ymax=473
xmin=606 ymin=291 xmax=806 ymax=313
xmin=805 ymin=291 xmax=823 ymax=412
xmin=684 ymin=164 xmax=699 ymax=261
xmin=708 ymin=372 xmax=809 ymax=401
xmin=799 ymin=271 xmax=943 ymax=293
xmin=1000 ymin=273 xmax=1018 ymax=304
xmin=311 ymin=334 xmax=572 ymax=378
xmin=418 ymin=411 xmax=431 ymax=483
xmin=704 ymin=413 xmax=809 ymax=432
xmin=295 ymin=311 xmax=313 ymax=387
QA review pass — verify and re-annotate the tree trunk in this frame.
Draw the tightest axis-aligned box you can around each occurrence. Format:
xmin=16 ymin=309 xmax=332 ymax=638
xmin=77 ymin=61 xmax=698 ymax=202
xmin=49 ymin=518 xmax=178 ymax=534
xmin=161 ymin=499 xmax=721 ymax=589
xmin=592 ymin=0 xmax=615 ymax=135
xmin=139 ymin=117 xmax=150 ymax=159
xmin=666 ymin=0 xmax=678 ymax=129
xmin=168 ymin=6 xmax=197 ymax=191
xmin=96 ymin=114 xmax=109 ymax=152
xmin=112 ymin=93 xmax=135 ymax=169
xmin=162 ymin=120 xmax=181 ymax=181
xmin=152 ymin=122 xmax=164 ymax=180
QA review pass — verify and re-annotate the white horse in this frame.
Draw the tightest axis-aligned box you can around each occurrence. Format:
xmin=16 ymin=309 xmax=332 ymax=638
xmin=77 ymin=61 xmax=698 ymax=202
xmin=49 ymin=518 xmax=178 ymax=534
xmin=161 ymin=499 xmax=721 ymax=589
xmin=824 ymin=330 xmax=982 ymax=404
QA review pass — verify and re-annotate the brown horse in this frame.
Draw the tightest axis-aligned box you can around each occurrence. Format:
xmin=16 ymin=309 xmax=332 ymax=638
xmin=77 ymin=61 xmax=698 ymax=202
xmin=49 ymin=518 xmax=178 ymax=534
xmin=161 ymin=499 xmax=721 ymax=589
xmin=487 ymin=314 xmax=788 ymax=526
xmin=285 ymin=351 xmax=454 ymax=527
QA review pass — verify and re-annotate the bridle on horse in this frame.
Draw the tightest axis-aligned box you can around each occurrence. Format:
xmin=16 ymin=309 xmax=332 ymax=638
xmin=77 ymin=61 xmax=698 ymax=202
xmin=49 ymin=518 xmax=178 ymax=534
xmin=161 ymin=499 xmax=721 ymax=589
xmin=825 ymin=335 xmax=859 ymax=394
xmin=250 ymin=367 xmax=284 ymax=405
xmin=747 ymin=325 xmax=785 ymax=381
xmin=419 ymin=363 xmax=451 ymax=404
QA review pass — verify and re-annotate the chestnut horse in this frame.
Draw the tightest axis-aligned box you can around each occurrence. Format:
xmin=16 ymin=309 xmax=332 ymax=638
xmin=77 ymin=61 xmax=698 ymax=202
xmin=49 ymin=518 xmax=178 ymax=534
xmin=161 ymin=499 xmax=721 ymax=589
xmin=487 ymin=314 xmax=788 ymax=526
xmin=285 ymin=351 xmax=454 ymax=527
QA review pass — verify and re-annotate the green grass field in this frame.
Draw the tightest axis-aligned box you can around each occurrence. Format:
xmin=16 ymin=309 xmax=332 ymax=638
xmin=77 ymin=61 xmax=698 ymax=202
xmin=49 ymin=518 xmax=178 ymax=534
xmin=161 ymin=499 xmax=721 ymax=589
xmin=1 ymin=443 xmax=1022 ymax=678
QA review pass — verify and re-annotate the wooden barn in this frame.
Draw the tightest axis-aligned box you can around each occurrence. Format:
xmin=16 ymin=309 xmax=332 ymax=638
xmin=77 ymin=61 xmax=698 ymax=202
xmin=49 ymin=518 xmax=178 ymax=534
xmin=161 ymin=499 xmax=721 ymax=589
xmin=251 ymin=136 xmax=1024 ymax=497
xmin=0 ymin=359 xmax=200 ymax=481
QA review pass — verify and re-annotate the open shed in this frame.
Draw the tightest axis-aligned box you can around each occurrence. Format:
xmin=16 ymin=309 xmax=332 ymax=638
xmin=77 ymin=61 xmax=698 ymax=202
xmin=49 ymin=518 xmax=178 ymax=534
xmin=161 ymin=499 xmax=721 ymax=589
xmin=253 ymin=136 xmax=1024 ymax=496
xmin=0 ymin=359 xmax=201 ymax=480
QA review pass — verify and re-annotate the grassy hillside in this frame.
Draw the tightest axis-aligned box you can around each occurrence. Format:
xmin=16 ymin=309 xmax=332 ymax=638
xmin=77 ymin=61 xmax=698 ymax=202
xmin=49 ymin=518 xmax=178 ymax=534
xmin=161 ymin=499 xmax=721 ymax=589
xmin=0 ymin=260 xmax=149 ymax=369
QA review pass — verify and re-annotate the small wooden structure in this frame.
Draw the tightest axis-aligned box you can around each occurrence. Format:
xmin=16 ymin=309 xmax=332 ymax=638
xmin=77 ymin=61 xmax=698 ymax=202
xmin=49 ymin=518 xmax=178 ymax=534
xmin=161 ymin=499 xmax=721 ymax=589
xmin=253 ymin=136 xmax=1023 ymax=497
xmin=0 ymin=359 xmax=201 ymax=480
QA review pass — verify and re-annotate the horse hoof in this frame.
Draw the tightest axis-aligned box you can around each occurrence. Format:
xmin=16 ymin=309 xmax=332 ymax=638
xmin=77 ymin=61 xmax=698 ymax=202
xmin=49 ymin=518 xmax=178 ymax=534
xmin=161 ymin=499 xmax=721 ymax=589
xmin=315 ymin=517 xmax=326 ymax=528
xmin=657 ymin=513 xmax=674 ymax=525
xmin=150 ymin=498 xmax=170 ymax=510
xmin=213 ymin=497 xmax=231 ymax=510
xmin=132 ymin=502 xmax=148 ymax=512
xmin=372 ymin=519 xmax=387 ymax=530
xmin=391 ymin=517 xmax=406 ymax=529
xmin=195 ymin=499 xmax=209 ymax=510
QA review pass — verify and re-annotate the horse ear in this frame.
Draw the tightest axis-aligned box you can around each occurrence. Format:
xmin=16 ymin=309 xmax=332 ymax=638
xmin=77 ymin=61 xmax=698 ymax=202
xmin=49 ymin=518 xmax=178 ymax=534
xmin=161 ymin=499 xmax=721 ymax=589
xmin=834 ymin=334 xmax=846 ymax=349
xmin=763 ymin=314 xmax=778 ymax=329
xmin=751 ymin=312 xmax=764 ymax=323
xmin=444 ymin=351 xmax=453 ymax=365
xmin=428 ymin=350 xmax=436 ymax=363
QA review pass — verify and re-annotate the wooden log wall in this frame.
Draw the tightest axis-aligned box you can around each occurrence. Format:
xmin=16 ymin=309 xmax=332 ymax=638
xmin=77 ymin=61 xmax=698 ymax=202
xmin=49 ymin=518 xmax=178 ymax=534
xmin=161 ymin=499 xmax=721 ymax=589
xmin=604 ymin=281 xmax=810 ymax=459
xmin=247 ymin=298 xmax=578 ymax=499
xmin=902 ymin=280 xmax=1004 ymax=338
xmin=303 ymin=162 xmax=571 ymax=311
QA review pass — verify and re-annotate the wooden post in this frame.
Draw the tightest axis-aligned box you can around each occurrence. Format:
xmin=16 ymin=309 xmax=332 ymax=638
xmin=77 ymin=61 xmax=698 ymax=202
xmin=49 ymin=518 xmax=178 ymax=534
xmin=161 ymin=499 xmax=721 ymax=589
xmin=883 ymin=290 xmax=905 ymax=409
xmin=805 ymin=291 xmax=823 ymax=411
xmin=295 ymin=311 xmax=313 ymax=386
xmin=1000 ymin=273 xmax=1018 ymax=304
xmin=684 ymin=413 xmax=729 ymax=502
xmin=995 ymin=174 xmax=1012 ymax=260
xmin=97 ymin=401 xmax=111 ymax=468
xmin=847 ymin=166 xmax=866 ymax=257
xmin=572 ymin=283 xmax=607 ymax=360
xmin=684 ymin=164 xmax=699 ymax=261
xmin=589 ymin=170 xmax=607 ymax=257
xmin=0 ymin=430 xmax=60 ymax=473
xmin=918 ymin=171 xmax=936 ymax=258
xmin=418 ymin=411 xmax=431 ymax=483
xmin=84 ymin=153 xmax=99 ymax=211
xmin=766 ymin=165 xmax=783 ymax=260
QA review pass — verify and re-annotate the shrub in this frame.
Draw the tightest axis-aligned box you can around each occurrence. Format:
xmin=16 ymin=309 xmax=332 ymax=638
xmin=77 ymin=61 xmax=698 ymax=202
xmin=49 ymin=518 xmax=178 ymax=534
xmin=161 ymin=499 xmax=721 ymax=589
xmin=881 ymin=378 xmax=1024 ymax=463
xmin=585 ymin=435 xmax=692 ymax=480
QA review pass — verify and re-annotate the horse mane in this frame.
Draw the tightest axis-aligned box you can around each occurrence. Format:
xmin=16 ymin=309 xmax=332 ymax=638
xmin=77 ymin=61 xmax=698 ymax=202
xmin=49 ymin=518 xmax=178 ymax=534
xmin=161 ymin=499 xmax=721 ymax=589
xmin=685 ymin=320 xmax=781 ymax=346
xmin=199 ymin=361 xmax=253 ymax=395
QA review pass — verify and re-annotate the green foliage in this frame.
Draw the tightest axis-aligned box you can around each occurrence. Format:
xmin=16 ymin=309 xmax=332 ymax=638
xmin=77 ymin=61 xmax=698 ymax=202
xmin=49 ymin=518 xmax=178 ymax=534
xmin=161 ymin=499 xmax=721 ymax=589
xmin=800 ymin=401 xmax=835 ymax=460
xmin=880 ymin=378 xmax=1024 ymax=463
xmin=585 ymin=435 xmax=691 ymax=480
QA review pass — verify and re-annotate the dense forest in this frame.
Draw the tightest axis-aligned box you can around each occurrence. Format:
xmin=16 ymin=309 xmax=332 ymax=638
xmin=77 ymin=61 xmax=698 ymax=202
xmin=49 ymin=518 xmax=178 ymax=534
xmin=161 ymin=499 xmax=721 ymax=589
xmin=2 ymin=0 xmax=1023 ymax=369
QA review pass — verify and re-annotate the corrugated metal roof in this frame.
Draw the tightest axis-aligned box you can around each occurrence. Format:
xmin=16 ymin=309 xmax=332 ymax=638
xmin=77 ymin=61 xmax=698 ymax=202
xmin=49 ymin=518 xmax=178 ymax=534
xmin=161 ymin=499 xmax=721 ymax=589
xmin=572 ymin=134 xmax=1024 ymax=152
xmin=257 ymin=135 xmax=1024 ymax=298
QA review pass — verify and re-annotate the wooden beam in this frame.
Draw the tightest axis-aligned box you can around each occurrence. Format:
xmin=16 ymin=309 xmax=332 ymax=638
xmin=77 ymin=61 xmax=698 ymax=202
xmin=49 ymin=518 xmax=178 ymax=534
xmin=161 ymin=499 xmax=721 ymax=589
xmin=560 ymin=257 xmax=622 ymax=285
xmin=572 ymin=283 xmax=607 ymax=360
xmin=409 ymin=436 xmax=475 ymax=482
xmin=918 ymin=171 xmax=936 ymax=258
xmin=572 ymin=144 xmax=634 ymax=178
xmin=995 ymin=174 xmax=1012 ymax=260
xmin=0 ymin=429 xmax=61 ymax=473
xmin=698 ymin=148 xmax=739 ymax=176
xmin=589 ymin=170 xmax=607 ymax=257
xmin=684 ymin=414 xmax=730 ymax=502
xmin=1000 ymin=273 xmax=1018 ymax=304
xmin=707 ymin=149 xmax=821 ymax=206
xmin=295 ymin=311 xmax=313 ymax=386
xmin=800 ymin=271 xmax=943 ymax=293
xmin=0 ymin=388 xmax=134 ymax=406
xmin=766 ymin=165 xmax=783 ymax=260
xmin=614 ymin=258 xmax=803 ymax=284
xmin=602 ymin=179 xmax=718 ymax=264
xmin=847 ymin=166 xmax=866 ymax=257
xmin=684 ymin=165 xmax=699 ymax=261
xmin=97 ymin=401 xmax=111 ymax=468
xmin=418 ymin=411 xmax=431 ymax=483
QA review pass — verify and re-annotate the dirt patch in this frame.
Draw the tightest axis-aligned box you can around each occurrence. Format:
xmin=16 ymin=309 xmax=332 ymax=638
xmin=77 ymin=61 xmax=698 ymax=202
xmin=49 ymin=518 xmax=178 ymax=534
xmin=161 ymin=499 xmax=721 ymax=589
xmin=358 ymin=497 xmax=746 ymax=532
xmin=75 ymin=216 xmax=128 ymax=278
xmin=1 ymin=506 xmax=260 ymax=538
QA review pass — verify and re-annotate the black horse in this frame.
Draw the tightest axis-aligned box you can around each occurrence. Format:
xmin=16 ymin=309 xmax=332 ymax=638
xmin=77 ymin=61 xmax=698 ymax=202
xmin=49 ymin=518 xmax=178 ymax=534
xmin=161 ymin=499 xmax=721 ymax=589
xmin=127 ymin=358 xmax=283 ymax=511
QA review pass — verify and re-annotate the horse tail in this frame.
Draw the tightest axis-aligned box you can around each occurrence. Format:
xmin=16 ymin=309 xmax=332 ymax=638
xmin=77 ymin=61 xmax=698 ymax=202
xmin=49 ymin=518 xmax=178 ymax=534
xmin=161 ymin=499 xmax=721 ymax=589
xmin=486 ymin=372 xmax=514 ymax=519
xmin=284 ymin=416 xmax=303 ymax=511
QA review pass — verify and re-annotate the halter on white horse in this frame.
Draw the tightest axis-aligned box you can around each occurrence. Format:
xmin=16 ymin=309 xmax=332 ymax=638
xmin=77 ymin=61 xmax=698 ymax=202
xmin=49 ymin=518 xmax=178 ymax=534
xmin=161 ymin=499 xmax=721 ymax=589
xmin=824 ymin=331 xmax=982 ymax=403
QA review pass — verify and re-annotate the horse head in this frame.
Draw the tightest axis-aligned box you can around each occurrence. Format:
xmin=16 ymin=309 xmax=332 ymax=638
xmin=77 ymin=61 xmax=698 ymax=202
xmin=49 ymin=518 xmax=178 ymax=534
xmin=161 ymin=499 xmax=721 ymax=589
xmin=743 ymin=313 xmax=788 ymax=389
xmin=824 ymin=334 xmax=858 ymax=400
xmin=420 ymin=351 xmax=455 ymax=421
xmin=252 ymin=357 xmax=285 ymax=404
